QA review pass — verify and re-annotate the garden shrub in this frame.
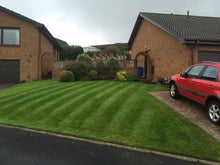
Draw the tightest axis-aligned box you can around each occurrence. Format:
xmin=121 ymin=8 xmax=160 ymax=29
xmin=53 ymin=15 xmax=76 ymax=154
xmin=65 ymin=61 xmax=93 ymax=81
xmin=89 ymin=70 xmax=98 ymax=80
xmin=98 ymin=75 xmax=108 ymax=80
xmin=78 ymin=76 xmax=91 ymax=81
xmin=106 ymin=57 xmax=120 ymax=79
xmin=77 ymin=53 xmax=92 ymax=63
xmin=114 ymin=71 xmax=127 ymax=81
xmin=125 ymin=75 xmax=138 ymax=82
xmin=95 ymin=59 xmax=106 ymax=75
xmin=59 ymin=70 xmax=74 ymax=82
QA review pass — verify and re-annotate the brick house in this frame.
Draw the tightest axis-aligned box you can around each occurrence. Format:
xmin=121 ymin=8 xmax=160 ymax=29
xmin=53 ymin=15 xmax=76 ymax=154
xmin=128 ymin=12 xmax=220 ymax=82
xmin=0 ymin=6 xmax=62 ymax=82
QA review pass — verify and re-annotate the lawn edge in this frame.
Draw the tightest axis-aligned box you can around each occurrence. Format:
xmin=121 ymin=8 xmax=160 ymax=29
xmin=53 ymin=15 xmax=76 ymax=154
xmin=0 ymin=123 xmax=219 ymax=165
xmin=148 ymin=91 xmax=220 ymax=143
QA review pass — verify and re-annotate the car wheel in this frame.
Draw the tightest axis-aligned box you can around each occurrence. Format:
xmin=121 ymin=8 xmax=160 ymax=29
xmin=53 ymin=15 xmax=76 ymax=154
xmin=207 ymin=101 xmax=220 ymax=125
xmin=170 ymin=82 xmax=179 ymax=99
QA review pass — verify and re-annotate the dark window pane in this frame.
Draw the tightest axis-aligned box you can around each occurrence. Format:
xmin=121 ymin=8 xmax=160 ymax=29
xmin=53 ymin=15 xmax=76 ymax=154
xmin=3 ymin=29 xmax=19 ymax=45
xmin=188 ymin=65 xmax=204 ymax=78
xmin=201 ymin=66 xmax=218 ymax=81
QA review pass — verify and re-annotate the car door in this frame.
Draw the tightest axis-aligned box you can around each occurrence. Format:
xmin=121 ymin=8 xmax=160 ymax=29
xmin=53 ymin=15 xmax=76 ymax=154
xmin=178 ymin=65 xmax=205 ymax=99
xmin=193 ymin=66 xmax=219 ymax=104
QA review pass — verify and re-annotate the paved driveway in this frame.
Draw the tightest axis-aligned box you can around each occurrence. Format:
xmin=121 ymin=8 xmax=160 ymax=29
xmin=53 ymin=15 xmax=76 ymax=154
xmin=0 ymin=83 xmax=17 ymax=90
xmin=148 ymin=91 xmax=220 ymax=142
xmin=0 ymin=126 xmax=206 ymax=165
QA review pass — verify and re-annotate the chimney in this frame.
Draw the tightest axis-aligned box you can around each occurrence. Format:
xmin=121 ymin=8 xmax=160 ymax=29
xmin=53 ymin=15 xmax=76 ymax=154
xmin=187 ymin=10 xmax=189 ymax=18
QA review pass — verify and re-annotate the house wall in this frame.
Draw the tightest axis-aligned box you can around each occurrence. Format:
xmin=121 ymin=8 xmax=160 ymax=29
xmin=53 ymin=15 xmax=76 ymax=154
xmin=131 ymin=19 xmax=192 ymax=81
xmin=40 ymin=33 xmax=58 ymax=78
xmin=0 ymin=9 xmax=59 ymax=81
xmin=131 ymin=19 xmax=220 ymax=82
xmin=0 ymin=9 xmax=40 ymax=81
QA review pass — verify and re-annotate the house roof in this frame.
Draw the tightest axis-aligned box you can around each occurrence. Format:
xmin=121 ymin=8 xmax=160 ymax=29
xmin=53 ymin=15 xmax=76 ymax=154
xmin=55 ymin=38 xmax=69 ymax=46
xmin=0 ymin=6 xmax=62 ymax=51
xmin=128 ymin=12 xmax=220 ymax=49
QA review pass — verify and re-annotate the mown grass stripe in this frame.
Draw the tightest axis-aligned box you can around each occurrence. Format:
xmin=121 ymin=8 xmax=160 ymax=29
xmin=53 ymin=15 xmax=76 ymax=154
xmin=0 ymin=82 xmax=62 ymax=106
xmin=79 ymin=83 xmax=137 ymax=132
xmin=43 ymin=81 xmax=119 ymax=126
xmin=102 ymin=84 xmax=144 ymax=135
xmin=102 ymin=85 xmax=147 ymax=136
xmin=20 ymin=81 xmax=105 ymax=121
xmin=3 ymin=82 xmax=90 ymax=119
xmin=0 ymin=81 xmax=60 ymax=100
xmin=59 ymin=82 xmax=127 ymax=127
xmin=1 ymin=84 xmax=74 ymax=113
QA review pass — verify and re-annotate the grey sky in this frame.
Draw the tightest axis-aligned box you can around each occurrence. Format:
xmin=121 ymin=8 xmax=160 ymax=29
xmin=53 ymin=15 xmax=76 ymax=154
xmin=1 ymin=0 xmax=220 ymax=46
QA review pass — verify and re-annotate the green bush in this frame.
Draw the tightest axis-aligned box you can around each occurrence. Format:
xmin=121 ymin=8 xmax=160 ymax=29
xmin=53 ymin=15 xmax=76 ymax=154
xmin=126 ymin=75 xmax=138 ymax=82
xmin=59 ymin=71 xmax=74 ymax=82
xmin=98 ymin=75 xmax=108 ymax=80
xmin=89 ymin=70 xmax=98 ymax=80
xmin=60 ymin=45 xmax=83 ymax=61
xmin=96 ymin=60 xmax=106 ymax=75
xmin=114 ymin=71 xmax=127 ymax=81
xmin=106 ymin=57 xmax=120 ymax=79
xmin=77 ymin=54 xmax=92 ymax=63
xmin=78 ymin=76 xmax=91 ymax=81
xmin=65 ymin=61 xmax=93 ymax=81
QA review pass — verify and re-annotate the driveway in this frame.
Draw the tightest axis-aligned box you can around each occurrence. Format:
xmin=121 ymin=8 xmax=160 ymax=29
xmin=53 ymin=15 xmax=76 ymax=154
xmin=0 ymin=125 xmax=207 ymax=165
xmin=0 ymin=83 xmax=17 ymax=90
xmin=148 ymin=91 xmax=220 ymax=142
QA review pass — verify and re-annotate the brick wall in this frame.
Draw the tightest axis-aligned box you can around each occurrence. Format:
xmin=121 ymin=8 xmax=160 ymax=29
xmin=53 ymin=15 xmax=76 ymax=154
xmin=0 ymin=9 xmax=59 ymax=82
xmin=0 ymin=9 xmax=40 ymax=81
xmin=131 ymin=19 xmax=192 ymax=82
xmin=131 ymin=19 xmax=220 ymax=82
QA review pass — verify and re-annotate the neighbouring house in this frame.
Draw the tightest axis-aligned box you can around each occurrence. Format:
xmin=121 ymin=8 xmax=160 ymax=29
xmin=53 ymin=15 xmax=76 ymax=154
xmin=0 ymin=6 xmax=62 ymax=82
xmin=83 ymin=46 xmax=101 ymax=53
xmin=128 ymin=12 xmax=220 ymax=82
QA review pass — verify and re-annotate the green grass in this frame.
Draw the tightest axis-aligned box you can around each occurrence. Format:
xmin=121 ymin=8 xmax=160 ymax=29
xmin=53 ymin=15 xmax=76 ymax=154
xmin=0 ymin=80 xmax=220 ymax=162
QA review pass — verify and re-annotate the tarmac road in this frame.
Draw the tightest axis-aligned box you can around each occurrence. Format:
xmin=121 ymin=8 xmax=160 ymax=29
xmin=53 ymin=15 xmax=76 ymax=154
xmin=0 ymin=126 xmax=207 ymax=165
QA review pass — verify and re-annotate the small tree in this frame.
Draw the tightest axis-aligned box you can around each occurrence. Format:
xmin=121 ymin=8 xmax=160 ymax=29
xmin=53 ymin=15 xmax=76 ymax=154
xmin=96 ymin=59 xmax=106 ymax=75
xmin=60 ymin=45 xmax=83 ymax=61
xmin=77 ymin=53 xmax=92 ymax=63
xmin=106 ymin=57 xmax=120 ymax=79
xmin=102 ymin=46 xmax=118 ymax=56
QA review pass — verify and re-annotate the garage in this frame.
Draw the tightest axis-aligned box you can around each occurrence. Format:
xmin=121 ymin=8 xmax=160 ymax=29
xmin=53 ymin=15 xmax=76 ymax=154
xmin=0 ymin=60 xmax=20 ymax=82
xmin=198 ymin=51 xmax=220 ymax=62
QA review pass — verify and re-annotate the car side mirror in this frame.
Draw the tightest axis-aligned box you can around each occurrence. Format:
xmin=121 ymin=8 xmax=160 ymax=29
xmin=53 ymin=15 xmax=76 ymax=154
xmin=182 ymin=72 xmax=188 ymax=78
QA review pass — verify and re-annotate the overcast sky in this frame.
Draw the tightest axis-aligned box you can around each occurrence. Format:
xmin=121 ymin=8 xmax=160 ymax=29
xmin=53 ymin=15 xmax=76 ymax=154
xmin=1 ymin=0 xmax=220 ymax=46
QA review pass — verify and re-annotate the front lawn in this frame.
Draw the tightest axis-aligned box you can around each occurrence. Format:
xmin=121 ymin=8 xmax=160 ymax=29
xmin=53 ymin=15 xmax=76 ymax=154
xmin=0 ymin=80 xmax=219 ymax=161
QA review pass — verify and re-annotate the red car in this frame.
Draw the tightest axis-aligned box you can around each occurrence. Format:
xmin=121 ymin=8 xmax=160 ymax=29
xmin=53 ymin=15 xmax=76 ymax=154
xmin=170 ymin=61 xmax=220 ymax=125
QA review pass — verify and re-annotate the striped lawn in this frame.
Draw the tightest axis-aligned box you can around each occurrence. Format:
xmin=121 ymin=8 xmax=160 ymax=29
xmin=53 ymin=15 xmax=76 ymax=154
xmin=0 ymin=80 xmax=220 ymax=162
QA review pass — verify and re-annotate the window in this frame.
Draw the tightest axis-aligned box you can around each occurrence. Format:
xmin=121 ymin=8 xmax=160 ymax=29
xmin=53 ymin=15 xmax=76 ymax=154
xmin=0 ymin=29 xmax=1 ymax=44
xmin=187 ymin=65 xmax=204 ymax=78
xmin=3 ymin=29 xmax=19 ymax=45
xmin=201 ymin=66 xmax=218 ymax=81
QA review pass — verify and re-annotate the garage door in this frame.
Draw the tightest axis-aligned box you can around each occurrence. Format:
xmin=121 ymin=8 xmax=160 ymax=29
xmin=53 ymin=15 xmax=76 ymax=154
xmin=198 ymin=51 xmax=220 ymax=62
xmin=0 ymin=60 xmax=20 ymax=82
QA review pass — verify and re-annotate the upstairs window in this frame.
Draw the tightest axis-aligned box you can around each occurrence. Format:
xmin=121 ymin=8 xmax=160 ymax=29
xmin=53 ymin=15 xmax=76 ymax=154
xmin=0 ymin=28 xmax=20 ymax=45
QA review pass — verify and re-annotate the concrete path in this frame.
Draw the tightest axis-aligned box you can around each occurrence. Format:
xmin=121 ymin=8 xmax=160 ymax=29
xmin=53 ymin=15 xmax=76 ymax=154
xmin=148 ymin=91 xmax=220 ymax=143
xmin=0 ymin=126 xmax=207 ymax=165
